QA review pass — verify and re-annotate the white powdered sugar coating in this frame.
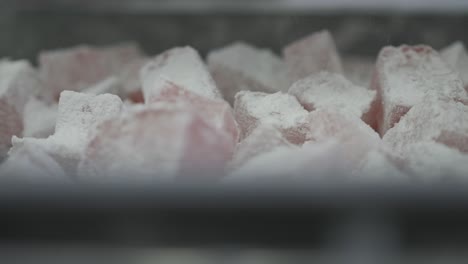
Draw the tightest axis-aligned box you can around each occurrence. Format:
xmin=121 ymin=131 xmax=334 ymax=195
xmin=440 ymin=41 xmax=468 ymax=87
xmin=306 ymin=109 xmax=380 ymax=143
xmin=147 ymin=83 xmax=239 ymax=146
xmin=10 ymin=136 xmax=78 ymax=177
xmin=234 ymin=91 xmax=309 ymax=144
xmin=383 ymin=97 xmax=468 ymax=153
xmin=10 ymin=91 xmax=124 ymax=176
xmin=0 ymin=60 xmax=44 ymax=114
xmin=228 ymin=124 xmax=293 ymax=171
xmin=22 ymin=97 xmax=57 ymax=138
xmin=288 ymin=71 xmax=376 ymax=119
xmin=225 ymin=139 xmax=348 ymax=182
xmin=141 ymin=46 xmax=221 ymax=101
xmin=0 ymin=139 xmax=68 ymax=182
xmin=207 ymin=42 xmax=290 ymax=103
xmin=283 ymin=30 xmax=343 ymax=82
xmin=375 ymin=45 xmax=467 ymax=134
xmin=0 ymin=60 xmax=44 ymax=158
xmin=54 ymin=91 xmax=123 ymax=150
xmin=305 ymin=109 xmax=382 ymax=168
xmin=380 ymin=46 xmax=464 ymax=106
xmin=355 ymin=149 xmax=408 ymax=182
xmin=400 ymin=141 xmax=468 ymax=181
xmin=78 ymin=104 xmax=233 ymax=181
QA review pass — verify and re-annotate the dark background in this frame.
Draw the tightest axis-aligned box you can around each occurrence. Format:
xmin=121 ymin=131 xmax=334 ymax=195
xmin=1 ymin=11 xmax=467 ymax=62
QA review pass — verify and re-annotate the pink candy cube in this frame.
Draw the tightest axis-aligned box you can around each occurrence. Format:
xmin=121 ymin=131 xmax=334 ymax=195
xmin=234 ymin=91 xmax=309 ymax=145
xmin=39 ymin=43 xmax=142 ymax=100
xmin=371 ymin=45 xmax=467 ymax=135
xmin=283 ymin=30 xmax=343 ymax=82
xmin=79 ymin=105 xmax=235 ymax=180
xmin=208 ymin=42 xmax=290 ymax=104
xmin=141 ymin=46 xmax=221 ymax=102
xmin=288 ymin=72 xmax=376 ymax=127
xmin=148 ymin=82 xmax=239 ymax=145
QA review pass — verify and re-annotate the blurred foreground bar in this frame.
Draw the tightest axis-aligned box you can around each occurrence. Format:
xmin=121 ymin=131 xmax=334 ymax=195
xmin=5 ymin=0 xmax=468 ymax=14
xmin=1 ymin=182 xmax=468 ymax=252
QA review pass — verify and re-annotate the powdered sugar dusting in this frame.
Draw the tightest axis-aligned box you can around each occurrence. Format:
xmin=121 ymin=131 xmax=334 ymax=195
xmin=207 ymin=42 xmax=290 ymax=103
xmin=289 ymin=71 xmax=376 ymax=119
xmin=283 ymin=30 xmax=343 ymax=82
xmin=234 ymin=91 xmax=309 ymax=144
xmin=374 ymin=45 xmax=467 ymax=134
xmin=383 ymin=97 xmax=468 ymax=153
xmin=141 ymin=46 xmax=221 ymax=101
xmin=400 ymin=141 xmax=468 ymax=181
xmin=228 ymin=123 xmax=293 ymax=171
xmin=54 ymin=91 xmax=123 ymax=150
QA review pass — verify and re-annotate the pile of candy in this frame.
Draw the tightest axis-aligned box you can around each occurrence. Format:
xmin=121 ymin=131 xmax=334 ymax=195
xmin=0 ymin=30 xmax=467 ymax=183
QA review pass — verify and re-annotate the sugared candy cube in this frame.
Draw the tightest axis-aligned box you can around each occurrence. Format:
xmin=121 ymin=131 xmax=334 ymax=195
xmin=283 ymin=30 xmax=343 ymax=82
xmin=141 ymin=46 xmax=221 ymax=102
xmin=39 ymin=43 xmax=142 ymax=100
xmin=54 ymin=91 xmax=123 ymax=149
xmin=78 ymin=105 xmax=234 ymax=181
xmin=10 ymin=91 xmax=123 ymax=176
xmin=233 ymin=91 xmax=309 ymax=145
xmin=148 ymin=82 xmax=239 ymax=145
xmin=207 ymin=42 xmax=290 ymax=104
xmin=383 ymin=98 xmax=468 ymax=154
xmin=0 ymin=60 xmax=43 ymax=158
xmin=371 ymin=45 xmax=467 ymax=135
xmin=288 ymin=72 xmax=376 ymax=125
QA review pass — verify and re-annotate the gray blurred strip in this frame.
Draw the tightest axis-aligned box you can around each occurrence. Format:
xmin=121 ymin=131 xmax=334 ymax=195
xmin=4 ymin=0 xmax=468 ymax=13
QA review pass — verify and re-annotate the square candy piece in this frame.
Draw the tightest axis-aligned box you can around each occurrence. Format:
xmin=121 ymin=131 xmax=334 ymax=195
xmin=55 ymin=91 xmax=123 ymax=150
xmin=148 ymin=82 xmax=239 ymax=145
xmin=234 ymin=91 xmax=309 ymax=145
xmin=371 ymin=45 xmax=467 ymax=135
xmin=288 ymin=72 xmax=376 ymax=125
xmin=0 ymin=60 xmax=43 ymax=158
xmin=283 ymin=30 xmax=343 ymax=82
xmin=228 ymin=124 xmax=293 ymax=171
xmin=9 ymin=91 xmax=123 ymax=176
xmin=207 ymin=42 xmax=290 ymax=104
xmin=39 ymin=43 xmax=142 ymax=100
xmin=383 ymin=98 xmax=468 ymax=154
xmin=141 ymin=46 xmax=221 ymax=102
xmin=440 ymin=41 xmax=468 ymax=90
xmin=78 ymin=105 xmax=234 ymax=181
